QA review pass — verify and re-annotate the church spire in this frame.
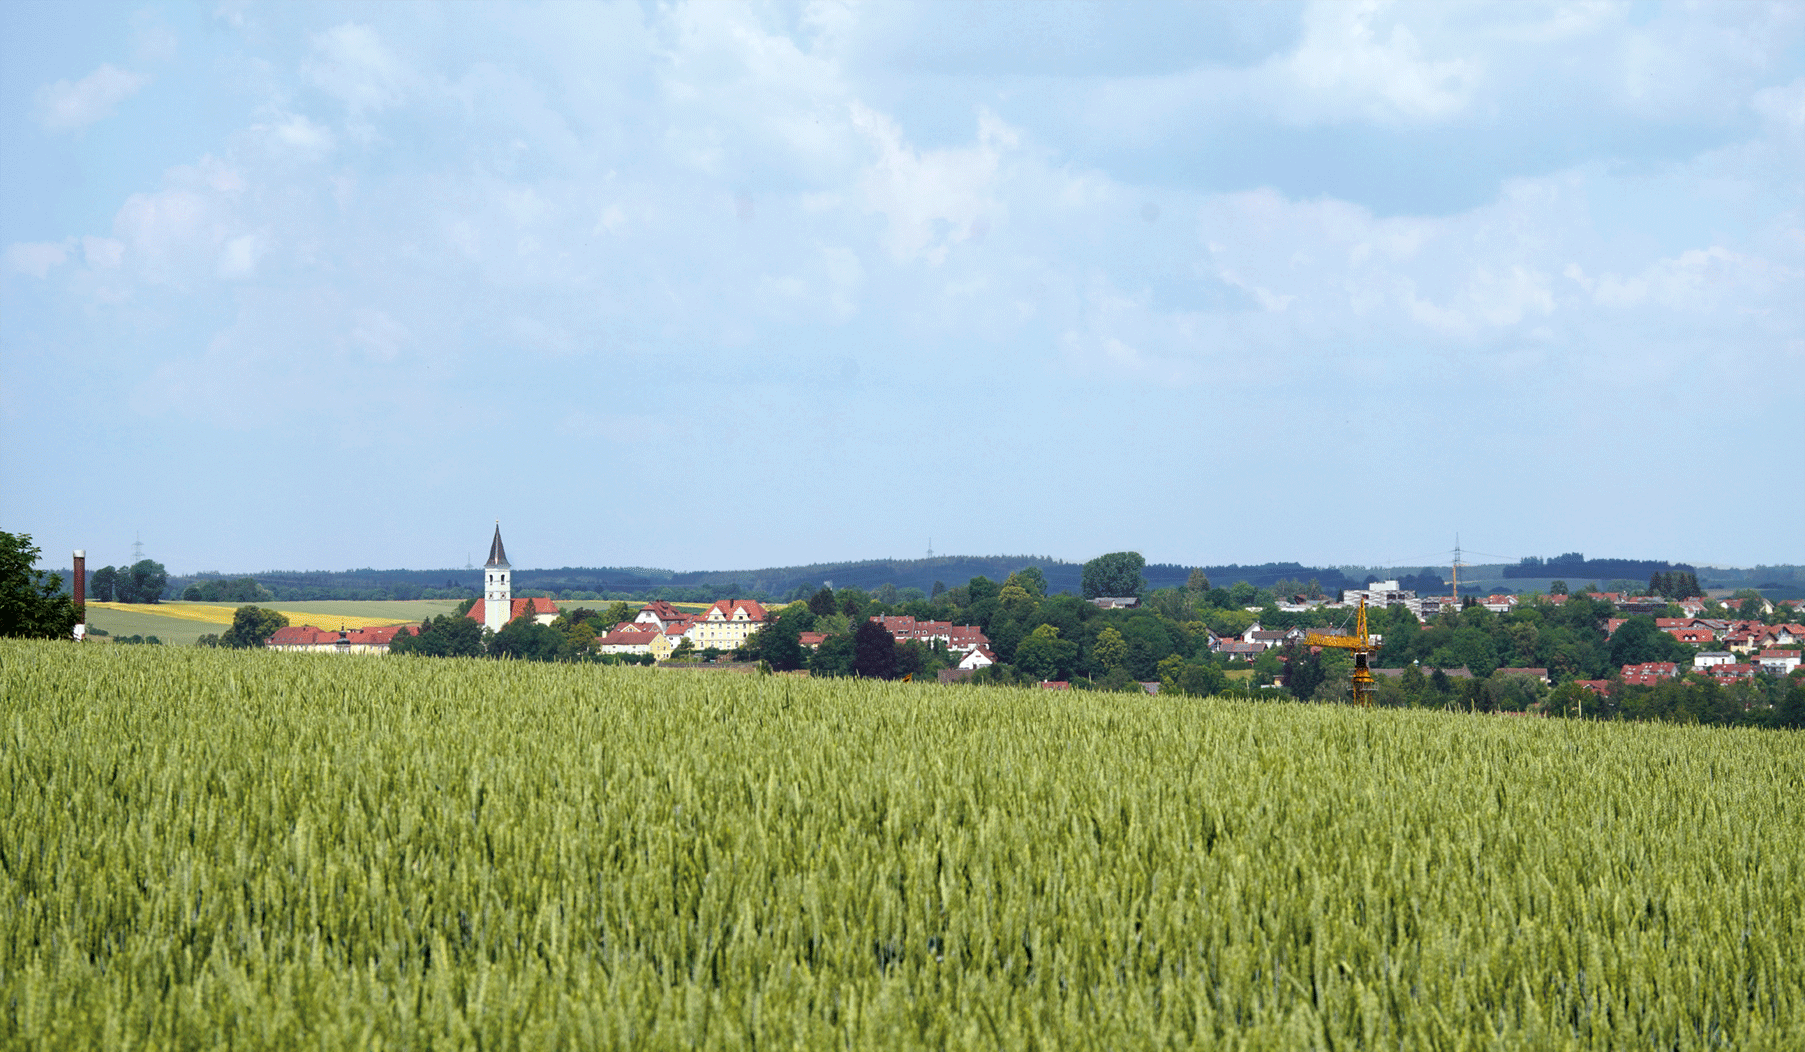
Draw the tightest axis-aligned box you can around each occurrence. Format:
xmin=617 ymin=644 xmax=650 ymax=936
xmin=485 ymin=521 xmax=510 ymax=568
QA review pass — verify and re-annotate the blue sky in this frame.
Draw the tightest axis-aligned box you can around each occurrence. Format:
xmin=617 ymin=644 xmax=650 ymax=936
xmin=3 ymin=1 xmax=1800 ymax=577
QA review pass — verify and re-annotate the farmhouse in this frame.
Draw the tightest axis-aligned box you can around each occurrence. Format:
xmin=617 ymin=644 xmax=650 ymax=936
xmin=267 ymin=624 xmax=415 ymax=654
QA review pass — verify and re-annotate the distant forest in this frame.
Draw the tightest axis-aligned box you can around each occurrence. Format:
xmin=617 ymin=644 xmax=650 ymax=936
xmin=159 ymin=555 xmax=1805 ymax=604
xmin=167 ymin=558 xmax=1368 ymax=604
xmin=1505 ymin=553 xmax=1697 ymax=581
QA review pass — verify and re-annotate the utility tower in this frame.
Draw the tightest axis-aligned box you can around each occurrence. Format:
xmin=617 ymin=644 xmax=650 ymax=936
xmin=1451 ymin=535 xmax=1466 ymax=608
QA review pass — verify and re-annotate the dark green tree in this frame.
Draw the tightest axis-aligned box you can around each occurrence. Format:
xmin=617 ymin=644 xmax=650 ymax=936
xmin=1082 ymin=552 xmax=1146 ymax=599
xmin=1014 ymin=624 xmax=1078 ymax=681
xmin=837 ymin=587 xmax=871 ymax=621
xmin=1284 ymin=643 xmax=1324 ymax=700
xmin=183 ymin=577 xmax=271 ymax=603
xmin=740 ymin=612 xmax=805 ymax=671
xmin=0 ymin=531 xmax=79 ymax=639
xmin=490 ymin=615 xmax=568 ymax=661
xmin=1608 ymin=615 xmax=1689 ymax=667
xmin=391 ymin=614 xmax=485 ymax=657
xmin=853 ymin=619 xmax=899 ymax=679
xmin=809 ymin=633 xmax=856 ymax=677
xmin=808 ymin=586 xmax=838 ymax=616
xmin=1174 ymin=661 xmax=1227 ymax=697
xmin=115 ymin=559 xmax=168 ymax=603
xmin=89 ymin=565 xmax=118 ymax=602
xmin=219 ymin=605 xmax=288 ymax=649
xmin=1548 ymin=580 xmax=1569 ymax=596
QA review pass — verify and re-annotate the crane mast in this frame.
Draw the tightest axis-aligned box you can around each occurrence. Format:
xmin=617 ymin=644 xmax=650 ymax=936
xmin=1304 ymin=596 xmax=1378 ymax=706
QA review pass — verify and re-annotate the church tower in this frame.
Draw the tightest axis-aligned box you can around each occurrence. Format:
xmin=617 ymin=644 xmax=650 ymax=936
xmin=483 ymin=522 xmax=512 ymax=633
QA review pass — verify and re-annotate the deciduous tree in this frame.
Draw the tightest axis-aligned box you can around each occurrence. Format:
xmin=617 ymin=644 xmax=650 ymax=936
xmin=219 ymin=606 xmax=288 ymax=649
xmin=1081 ymin=552 xmax=1146 ymax=599
xmin=0 ymin=531 xmax=78 ymax=639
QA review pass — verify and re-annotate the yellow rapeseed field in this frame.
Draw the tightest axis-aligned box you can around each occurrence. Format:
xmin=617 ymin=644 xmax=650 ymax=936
xmin=84 ymin=601 xmax=414 ymax=629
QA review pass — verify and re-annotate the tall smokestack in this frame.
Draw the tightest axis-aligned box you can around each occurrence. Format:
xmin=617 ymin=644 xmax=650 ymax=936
xmin=73 ymin=549 xmax=86 ymax=640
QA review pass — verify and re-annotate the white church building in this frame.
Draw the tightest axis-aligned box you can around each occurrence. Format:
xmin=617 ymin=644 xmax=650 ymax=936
xmin=471 ymin=523 xmax=559 ymax=632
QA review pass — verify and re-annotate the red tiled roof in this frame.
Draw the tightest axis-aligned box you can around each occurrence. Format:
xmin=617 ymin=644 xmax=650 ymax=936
xmin=465 ymin=597 xmax=559 ymax=624
xmin=269 ymin=626 xmax=335 ymax=646
xmin=267 ymin=624 xmax=415 ymax=648
xmin=704 ymin=599 xmax=768 ymax=622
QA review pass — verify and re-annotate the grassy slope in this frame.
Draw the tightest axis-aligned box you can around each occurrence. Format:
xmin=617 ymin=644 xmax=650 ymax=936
xmin=81 ymin=605 xmax=214 ymax=645
xmin=5 ymin=640 xmax=1801 ymax=1048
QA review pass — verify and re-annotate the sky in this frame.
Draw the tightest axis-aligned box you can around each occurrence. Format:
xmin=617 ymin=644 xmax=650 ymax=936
xmin=2 ymin=1 xmax=1801 ymax=577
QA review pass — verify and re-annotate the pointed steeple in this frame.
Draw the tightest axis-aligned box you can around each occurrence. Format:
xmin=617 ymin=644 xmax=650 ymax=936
xmin=485 ymin=522 xmax=510 ymax=568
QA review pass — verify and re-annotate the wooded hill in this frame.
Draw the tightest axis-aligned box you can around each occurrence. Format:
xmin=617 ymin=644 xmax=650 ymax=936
xmin=168 ymin=558 xmax=1369 ymax=604
xmin=161 ymin=556 xmax=1804 ymax=604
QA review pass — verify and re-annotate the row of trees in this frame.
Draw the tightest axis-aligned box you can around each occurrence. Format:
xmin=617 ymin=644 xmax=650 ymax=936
xmin=181 ymin=577 xmax=271 ymax=603
xmin=88 ymin=560 xmax=168 ymax=603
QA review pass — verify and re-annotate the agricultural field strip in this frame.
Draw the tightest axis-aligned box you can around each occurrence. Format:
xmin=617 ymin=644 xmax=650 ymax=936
xmin=4 ymin=640 xmax=1801 ymax=1049
xmin=84 ymin=601 xmax=415 ymax=629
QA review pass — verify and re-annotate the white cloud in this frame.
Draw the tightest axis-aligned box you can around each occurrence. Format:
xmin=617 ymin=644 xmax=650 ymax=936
xmin=4 ymin=241 xmax=70 ymax=277
xmin=260 ymin=112 xmax=337 ymax=157
xmin=108 ymin=158 xmax=246 ymax=285
xmin=304 ymin=23 xmax=413 ymax=114
xmin=82 ymin=237 xmax=125 ymax=269
xmin=217 ymin=234 xmax=262 ymax=279
xmin=1279 ymin=1 xmax=1481 ymax=123
xmin=852 ymin=104 xmax=1018 ymax=264
xmin=350 ymin=308 xmax=410 ymax=361
xmin=34 ymin=64 xmax=149 ymax=130
xmin=1752 ymin=77 xmax=1805 ymax=131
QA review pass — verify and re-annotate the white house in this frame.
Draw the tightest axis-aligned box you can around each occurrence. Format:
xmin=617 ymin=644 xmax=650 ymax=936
xmin=958 ymin=646 xmax=996 ymax=670
xmin=1756 ymin=650 xmax=1800 ymax=676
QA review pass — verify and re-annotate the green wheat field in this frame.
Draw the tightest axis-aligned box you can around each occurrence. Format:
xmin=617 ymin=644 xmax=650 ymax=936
xmin=3 ymin=639 xmax=1801 ymax=1049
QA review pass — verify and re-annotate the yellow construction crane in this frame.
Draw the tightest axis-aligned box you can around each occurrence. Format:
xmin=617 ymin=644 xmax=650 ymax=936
xmin=1304 ymin=596 xmax=1377 ymax=706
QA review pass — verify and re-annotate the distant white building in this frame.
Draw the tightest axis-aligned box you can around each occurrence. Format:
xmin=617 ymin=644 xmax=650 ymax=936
xmin=1339 ymin=580 xmax=1416 ymax=609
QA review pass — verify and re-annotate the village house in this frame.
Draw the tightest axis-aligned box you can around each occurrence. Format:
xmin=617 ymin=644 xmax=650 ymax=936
xmin=648 ymin=622 xmax=691 ymax=661
xmin=867 ymin=614 xmax=991 ymax=655
xmin=1621 ymin=662 xmax=1680 ymax=686
xmin=595 ymin=623 xmax=659 ymax=655
xmin=683 ymin=599 xmax=768 ymax=651
xmin=633 ymin=601 xmax=693 ymax=632
xmin=958 ymin=646 xmax=997 ymax=670
xmin=1693 ymin=651 xmax=1736 ymax=669
xmin=1755 ymin=649 xmax=1801 ymax=676
xmin=267 ymin=624 xmax=415 ymax=654
xmin=1707 ymin=663 xmax=1760 ymax=684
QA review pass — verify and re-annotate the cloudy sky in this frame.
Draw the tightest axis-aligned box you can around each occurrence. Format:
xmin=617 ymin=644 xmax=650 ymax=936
xmin=3 ymin=1 xmax=1800 ymax=577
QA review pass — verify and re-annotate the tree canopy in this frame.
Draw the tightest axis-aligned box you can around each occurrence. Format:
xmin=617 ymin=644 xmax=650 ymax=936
xmin=219 ymin=606 xmax=288 ymax=649
xmin=1081 ymin=552 xmax=1147 ymax=599
xmin=0 ymin=531 xmax=79 ymax=639
xmin=89 ymin=560 xmax=168 ymax=603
